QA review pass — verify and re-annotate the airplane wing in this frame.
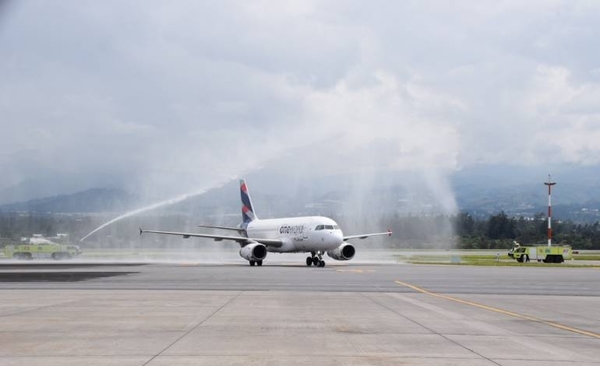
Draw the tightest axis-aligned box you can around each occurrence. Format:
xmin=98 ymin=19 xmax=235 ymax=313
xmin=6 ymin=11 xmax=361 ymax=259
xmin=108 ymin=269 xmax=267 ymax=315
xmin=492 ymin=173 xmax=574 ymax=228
xmin=139 ymin=228 xmax=283 ymax=248
xmin=197 ymin=225 xmax=244 ymax=233
xmin=343 ymin=230 xmax=392 ymax=241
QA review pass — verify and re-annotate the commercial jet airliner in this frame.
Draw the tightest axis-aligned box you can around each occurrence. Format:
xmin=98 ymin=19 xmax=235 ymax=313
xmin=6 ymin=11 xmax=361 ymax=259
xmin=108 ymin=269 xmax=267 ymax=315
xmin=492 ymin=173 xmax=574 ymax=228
xmin=140 ymin=179 xmax=392 ymax=267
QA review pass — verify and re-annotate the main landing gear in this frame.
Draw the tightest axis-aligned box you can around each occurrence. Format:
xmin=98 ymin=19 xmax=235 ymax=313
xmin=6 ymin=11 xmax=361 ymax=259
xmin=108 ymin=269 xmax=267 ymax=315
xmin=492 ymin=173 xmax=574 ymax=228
xmin=249 ymin=260 xmax=263 ymax=266
xmin=306 ymin=251 xmax=326 ymax=267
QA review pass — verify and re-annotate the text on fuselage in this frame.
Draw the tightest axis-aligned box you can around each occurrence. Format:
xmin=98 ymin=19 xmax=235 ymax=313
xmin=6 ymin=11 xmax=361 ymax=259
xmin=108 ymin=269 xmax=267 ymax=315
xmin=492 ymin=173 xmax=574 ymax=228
xmin=279 ymin=225 xmax=304 ymax=235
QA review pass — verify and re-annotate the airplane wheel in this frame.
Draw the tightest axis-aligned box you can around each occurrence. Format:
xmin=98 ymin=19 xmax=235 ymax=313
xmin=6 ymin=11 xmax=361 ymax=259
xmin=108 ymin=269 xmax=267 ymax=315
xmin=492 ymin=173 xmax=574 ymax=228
xmin=306 ymin=257 xmax=313 ymax=266
xmin=249 ymin=261 xmax=255 ymax=266
xmin=257 ymin=260 xmax=263 ymax=266
xmin=319 ymin=261 xmax=325 ymax=267
xmin=312 ymin=257 xmax=319 ymax=266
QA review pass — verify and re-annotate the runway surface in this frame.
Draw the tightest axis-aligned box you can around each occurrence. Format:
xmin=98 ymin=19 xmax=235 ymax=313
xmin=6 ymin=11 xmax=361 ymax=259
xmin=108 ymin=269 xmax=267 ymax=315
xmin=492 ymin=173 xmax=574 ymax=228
xmin=1 ymin=258 xmax=600 ymax=365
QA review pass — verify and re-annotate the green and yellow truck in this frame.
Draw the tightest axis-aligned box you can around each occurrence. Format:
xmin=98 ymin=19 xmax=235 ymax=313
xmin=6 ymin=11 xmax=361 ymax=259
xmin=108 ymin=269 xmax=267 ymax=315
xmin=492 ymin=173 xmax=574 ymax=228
xmin=4 ymin=242 xmax=82 ymax=260
xmin=508 ymin=242 xmax=572 ymax=263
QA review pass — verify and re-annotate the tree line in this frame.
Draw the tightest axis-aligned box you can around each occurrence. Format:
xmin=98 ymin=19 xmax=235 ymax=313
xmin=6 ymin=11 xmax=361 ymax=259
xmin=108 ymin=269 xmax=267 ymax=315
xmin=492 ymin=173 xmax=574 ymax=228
xmin=450 ymin=211 xmax=599 ymax=250
xmin=1 ymin=212 xmax=599 ymax=250
xmin=381 ymin=211 xmax=600 ymax=250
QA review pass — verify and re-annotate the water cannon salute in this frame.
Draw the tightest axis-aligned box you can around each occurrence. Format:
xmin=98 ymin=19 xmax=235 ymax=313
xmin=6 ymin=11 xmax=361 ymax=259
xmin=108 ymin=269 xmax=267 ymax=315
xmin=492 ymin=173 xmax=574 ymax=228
xmin=140 ymin=179 xmax=392 ymax=267
xmin=3 ymin=2 xmax=600 ymax=364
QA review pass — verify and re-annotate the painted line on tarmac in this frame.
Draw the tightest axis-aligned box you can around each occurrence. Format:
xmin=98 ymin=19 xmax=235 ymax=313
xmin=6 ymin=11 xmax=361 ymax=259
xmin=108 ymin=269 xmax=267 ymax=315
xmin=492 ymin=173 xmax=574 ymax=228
xmin=336 ymin=269 xmax=375 ymax=274
xmin=394 ymin=280 xmax=600 ymax=340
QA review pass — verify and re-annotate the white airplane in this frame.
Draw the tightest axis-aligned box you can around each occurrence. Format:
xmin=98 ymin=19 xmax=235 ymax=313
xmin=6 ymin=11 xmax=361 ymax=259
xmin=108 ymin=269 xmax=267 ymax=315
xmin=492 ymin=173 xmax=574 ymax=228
xmin=140 ymin=179 xmax=392 ymax=267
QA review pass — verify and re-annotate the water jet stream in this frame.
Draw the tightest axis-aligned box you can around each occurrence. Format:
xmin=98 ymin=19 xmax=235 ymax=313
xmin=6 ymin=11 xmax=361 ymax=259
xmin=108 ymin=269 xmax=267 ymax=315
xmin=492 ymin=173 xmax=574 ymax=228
xmin=80 ymin=177 xmax=236 ymax=242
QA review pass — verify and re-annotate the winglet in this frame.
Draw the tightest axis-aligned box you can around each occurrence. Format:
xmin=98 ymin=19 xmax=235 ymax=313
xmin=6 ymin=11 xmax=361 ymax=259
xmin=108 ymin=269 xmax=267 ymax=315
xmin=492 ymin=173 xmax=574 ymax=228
xmin=388 ymin=229 xmax=393 ymax=237
xmin=139 ymin=227 xmax=143 ymax=236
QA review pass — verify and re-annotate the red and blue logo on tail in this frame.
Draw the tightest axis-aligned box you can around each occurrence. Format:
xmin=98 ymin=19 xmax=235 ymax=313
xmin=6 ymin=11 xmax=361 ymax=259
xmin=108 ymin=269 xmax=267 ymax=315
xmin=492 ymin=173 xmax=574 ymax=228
xmin=240 ymin=179 xmax=258 ymax=223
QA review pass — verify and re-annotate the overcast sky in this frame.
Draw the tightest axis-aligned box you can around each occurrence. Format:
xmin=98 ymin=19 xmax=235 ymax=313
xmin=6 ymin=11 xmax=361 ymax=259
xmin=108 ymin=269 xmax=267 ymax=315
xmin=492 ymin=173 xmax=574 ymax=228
xmin=1 ymin=0 xmax=599 ymax=204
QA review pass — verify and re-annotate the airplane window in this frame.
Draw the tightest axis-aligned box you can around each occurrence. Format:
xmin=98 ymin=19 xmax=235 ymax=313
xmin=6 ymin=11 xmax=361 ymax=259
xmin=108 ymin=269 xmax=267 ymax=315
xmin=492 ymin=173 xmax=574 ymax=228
xmin=315 ymin=225 xmax=324 ymax=230
xmin=325 ymin=225 xmax=334 ymax=230
xmin=333 ymin=225 xmax=339 ymax=230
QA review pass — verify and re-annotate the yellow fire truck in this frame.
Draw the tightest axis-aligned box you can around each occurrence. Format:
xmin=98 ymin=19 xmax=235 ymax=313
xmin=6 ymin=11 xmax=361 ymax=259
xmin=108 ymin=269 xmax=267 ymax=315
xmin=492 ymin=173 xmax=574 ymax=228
xmin=508 ymin=242 xmax=572 ymax=263
xmin=4 ymin=242 xmax=82 ymax=260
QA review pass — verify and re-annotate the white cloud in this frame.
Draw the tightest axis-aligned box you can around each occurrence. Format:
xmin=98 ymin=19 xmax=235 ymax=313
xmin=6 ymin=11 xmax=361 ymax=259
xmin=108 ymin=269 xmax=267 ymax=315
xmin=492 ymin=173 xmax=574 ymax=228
xmin=526 ymin=65 xmax=600 ymax=165
xmin=1 ymin=0 xmax=599 ymax=204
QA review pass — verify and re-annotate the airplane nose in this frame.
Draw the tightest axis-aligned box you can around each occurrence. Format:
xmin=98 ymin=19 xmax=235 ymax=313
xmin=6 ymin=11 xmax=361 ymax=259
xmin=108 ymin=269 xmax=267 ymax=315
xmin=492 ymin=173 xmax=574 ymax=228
xmin=332 ymin=231 xmax=343 ymax=245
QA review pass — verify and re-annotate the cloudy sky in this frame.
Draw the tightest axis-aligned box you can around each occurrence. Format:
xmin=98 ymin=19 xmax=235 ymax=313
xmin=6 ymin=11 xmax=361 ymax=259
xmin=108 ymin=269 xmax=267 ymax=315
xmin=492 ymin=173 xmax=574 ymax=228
xmin=1 ymin=0 xmax=599 ymax=205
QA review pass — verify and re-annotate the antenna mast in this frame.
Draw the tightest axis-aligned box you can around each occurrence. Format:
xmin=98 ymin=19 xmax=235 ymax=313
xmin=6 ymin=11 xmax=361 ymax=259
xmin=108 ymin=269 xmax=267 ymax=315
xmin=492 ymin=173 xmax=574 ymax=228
xmin=544 ymin=174 xmax=557 ymax=247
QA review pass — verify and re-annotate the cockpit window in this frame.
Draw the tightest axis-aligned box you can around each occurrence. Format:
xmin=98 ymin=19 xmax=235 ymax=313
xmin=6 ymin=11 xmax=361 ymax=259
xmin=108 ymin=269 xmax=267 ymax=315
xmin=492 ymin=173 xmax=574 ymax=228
xmin=316 ymin=224 xmax=340 ymax=230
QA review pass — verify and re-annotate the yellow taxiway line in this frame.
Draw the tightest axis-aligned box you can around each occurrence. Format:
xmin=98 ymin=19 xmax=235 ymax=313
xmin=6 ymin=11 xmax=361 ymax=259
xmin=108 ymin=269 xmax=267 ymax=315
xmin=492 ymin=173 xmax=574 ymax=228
xmin=394 ymin=280 xmax=600 ymax=340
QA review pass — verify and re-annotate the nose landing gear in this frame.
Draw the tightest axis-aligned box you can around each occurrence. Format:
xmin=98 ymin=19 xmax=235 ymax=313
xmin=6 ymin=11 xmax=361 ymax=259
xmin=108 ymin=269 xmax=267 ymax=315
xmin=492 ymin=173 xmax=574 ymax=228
xmin=306 ymin=251 xmax=326 ymax=267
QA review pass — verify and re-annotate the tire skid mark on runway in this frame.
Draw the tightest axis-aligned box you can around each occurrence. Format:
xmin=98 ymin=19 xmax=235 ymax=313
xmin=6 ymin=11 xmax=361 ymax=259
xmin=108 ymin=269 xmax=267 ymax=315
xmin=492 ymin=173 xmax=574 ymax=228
xmin=395 ymin=280 xmax=600 ymax=340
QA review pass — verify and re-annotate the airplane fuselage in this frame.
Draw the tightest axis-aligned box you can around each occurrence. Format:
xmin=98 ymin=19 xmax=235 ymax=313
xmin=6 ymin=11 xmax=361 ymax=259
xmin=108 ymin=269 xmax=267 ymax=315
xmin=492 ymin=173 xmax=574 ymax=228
xmin=140 ymin=179 xmax=391 ymax=267
xmin=246 ymin=216 xmax=344 ymax=253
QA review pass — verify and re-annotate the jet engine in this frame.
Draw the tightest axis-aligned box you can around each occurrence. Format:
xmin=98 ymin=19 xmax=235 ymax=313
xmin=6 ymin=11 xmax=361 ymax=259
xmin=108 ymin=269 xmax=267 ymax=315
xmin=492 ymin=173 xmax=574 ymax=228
xmin=239 ymin=243 xmax=268 ymax=262
xmin=327 ymin=242 xmax=355 ymax=261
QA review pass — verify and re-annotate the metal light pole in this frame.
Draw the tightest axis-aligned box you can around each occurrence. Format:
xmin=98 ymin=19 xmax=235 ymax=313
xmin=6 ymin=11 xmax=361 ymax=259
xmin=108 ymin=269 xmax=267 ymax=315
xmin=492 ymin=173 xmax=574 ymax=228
xmin=544 ymin=175 xmax=556 ymax=247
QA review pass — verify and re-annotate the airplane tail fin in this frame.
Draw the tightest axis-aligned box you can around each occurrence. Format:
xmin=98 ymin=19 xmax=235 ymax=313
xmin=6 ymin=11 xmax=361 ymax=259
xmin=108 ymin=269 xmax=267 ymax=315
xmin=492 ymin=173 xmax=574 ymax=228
xmin=240 ymin=179 xmax=258 ymax=223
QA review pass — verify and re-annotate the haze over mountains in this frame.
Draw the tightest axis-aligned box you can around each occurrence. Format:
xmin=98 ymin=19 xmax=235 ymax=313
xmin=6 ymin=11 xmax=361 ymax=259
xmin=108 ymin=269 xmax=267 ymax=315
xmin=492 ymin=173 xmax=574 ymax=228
xmin=1 ymin=165 xmax=599 ymax=223
xmin=3 ymin=2 xmax=600 ymax=232
xmin=0 ymin=188 xmax=139 ymax=214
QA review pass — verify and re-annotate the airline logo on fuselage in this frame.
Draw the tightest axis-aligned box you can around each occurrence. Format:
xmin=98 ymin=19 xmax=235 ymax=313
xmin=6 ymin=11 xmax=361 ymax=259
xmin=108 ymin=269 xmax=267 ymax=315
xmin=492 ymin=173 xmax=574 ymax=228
xmin=279 ymin=225 xmax=304 ymax=235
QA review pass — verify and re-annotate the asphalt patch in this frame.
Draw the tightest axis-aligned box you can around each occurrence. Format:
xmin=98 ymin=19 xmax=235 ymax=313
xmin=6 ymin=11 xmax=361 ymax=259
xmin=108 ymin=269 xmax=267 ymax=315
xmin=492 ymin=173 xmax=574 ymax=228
xmin=0 ymin=263 xmax=147 ymax=270
xmin=0 ymin=272 xmax=137 ymax=282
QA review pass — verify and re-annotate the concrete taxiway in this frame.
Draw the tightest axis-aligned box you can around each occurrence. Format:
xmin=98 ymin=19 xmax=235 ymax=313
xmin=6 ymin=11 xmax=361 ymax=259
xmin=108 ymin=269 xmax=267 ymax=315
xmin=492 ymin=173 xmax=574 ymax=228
xmin=1 ymin=258 xmax=599 ymax=365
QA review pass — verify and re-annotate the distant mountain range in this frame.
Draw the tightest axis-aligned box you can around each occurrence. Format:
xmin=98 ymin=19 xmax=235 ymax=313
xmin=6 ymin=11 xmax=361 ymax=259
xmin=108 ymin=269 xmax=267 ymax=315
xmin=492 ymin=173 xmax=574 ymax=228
xmin=451 ymin=164 xmax=600 ymax=221
xmin=0 ymin=188 xmax=138 ymax=214
xmin=1 ymin=165 xmax=599 ymax=222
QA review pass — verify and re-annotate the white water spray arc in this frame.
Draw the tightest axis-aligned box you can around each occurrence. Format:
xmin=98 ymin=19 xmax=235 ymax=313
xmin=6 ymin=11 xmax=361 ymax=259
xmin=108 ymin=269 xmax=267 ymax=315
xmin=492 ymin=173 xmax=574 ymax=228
xmin=80 ymin=178 xmax=235 ymax=242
